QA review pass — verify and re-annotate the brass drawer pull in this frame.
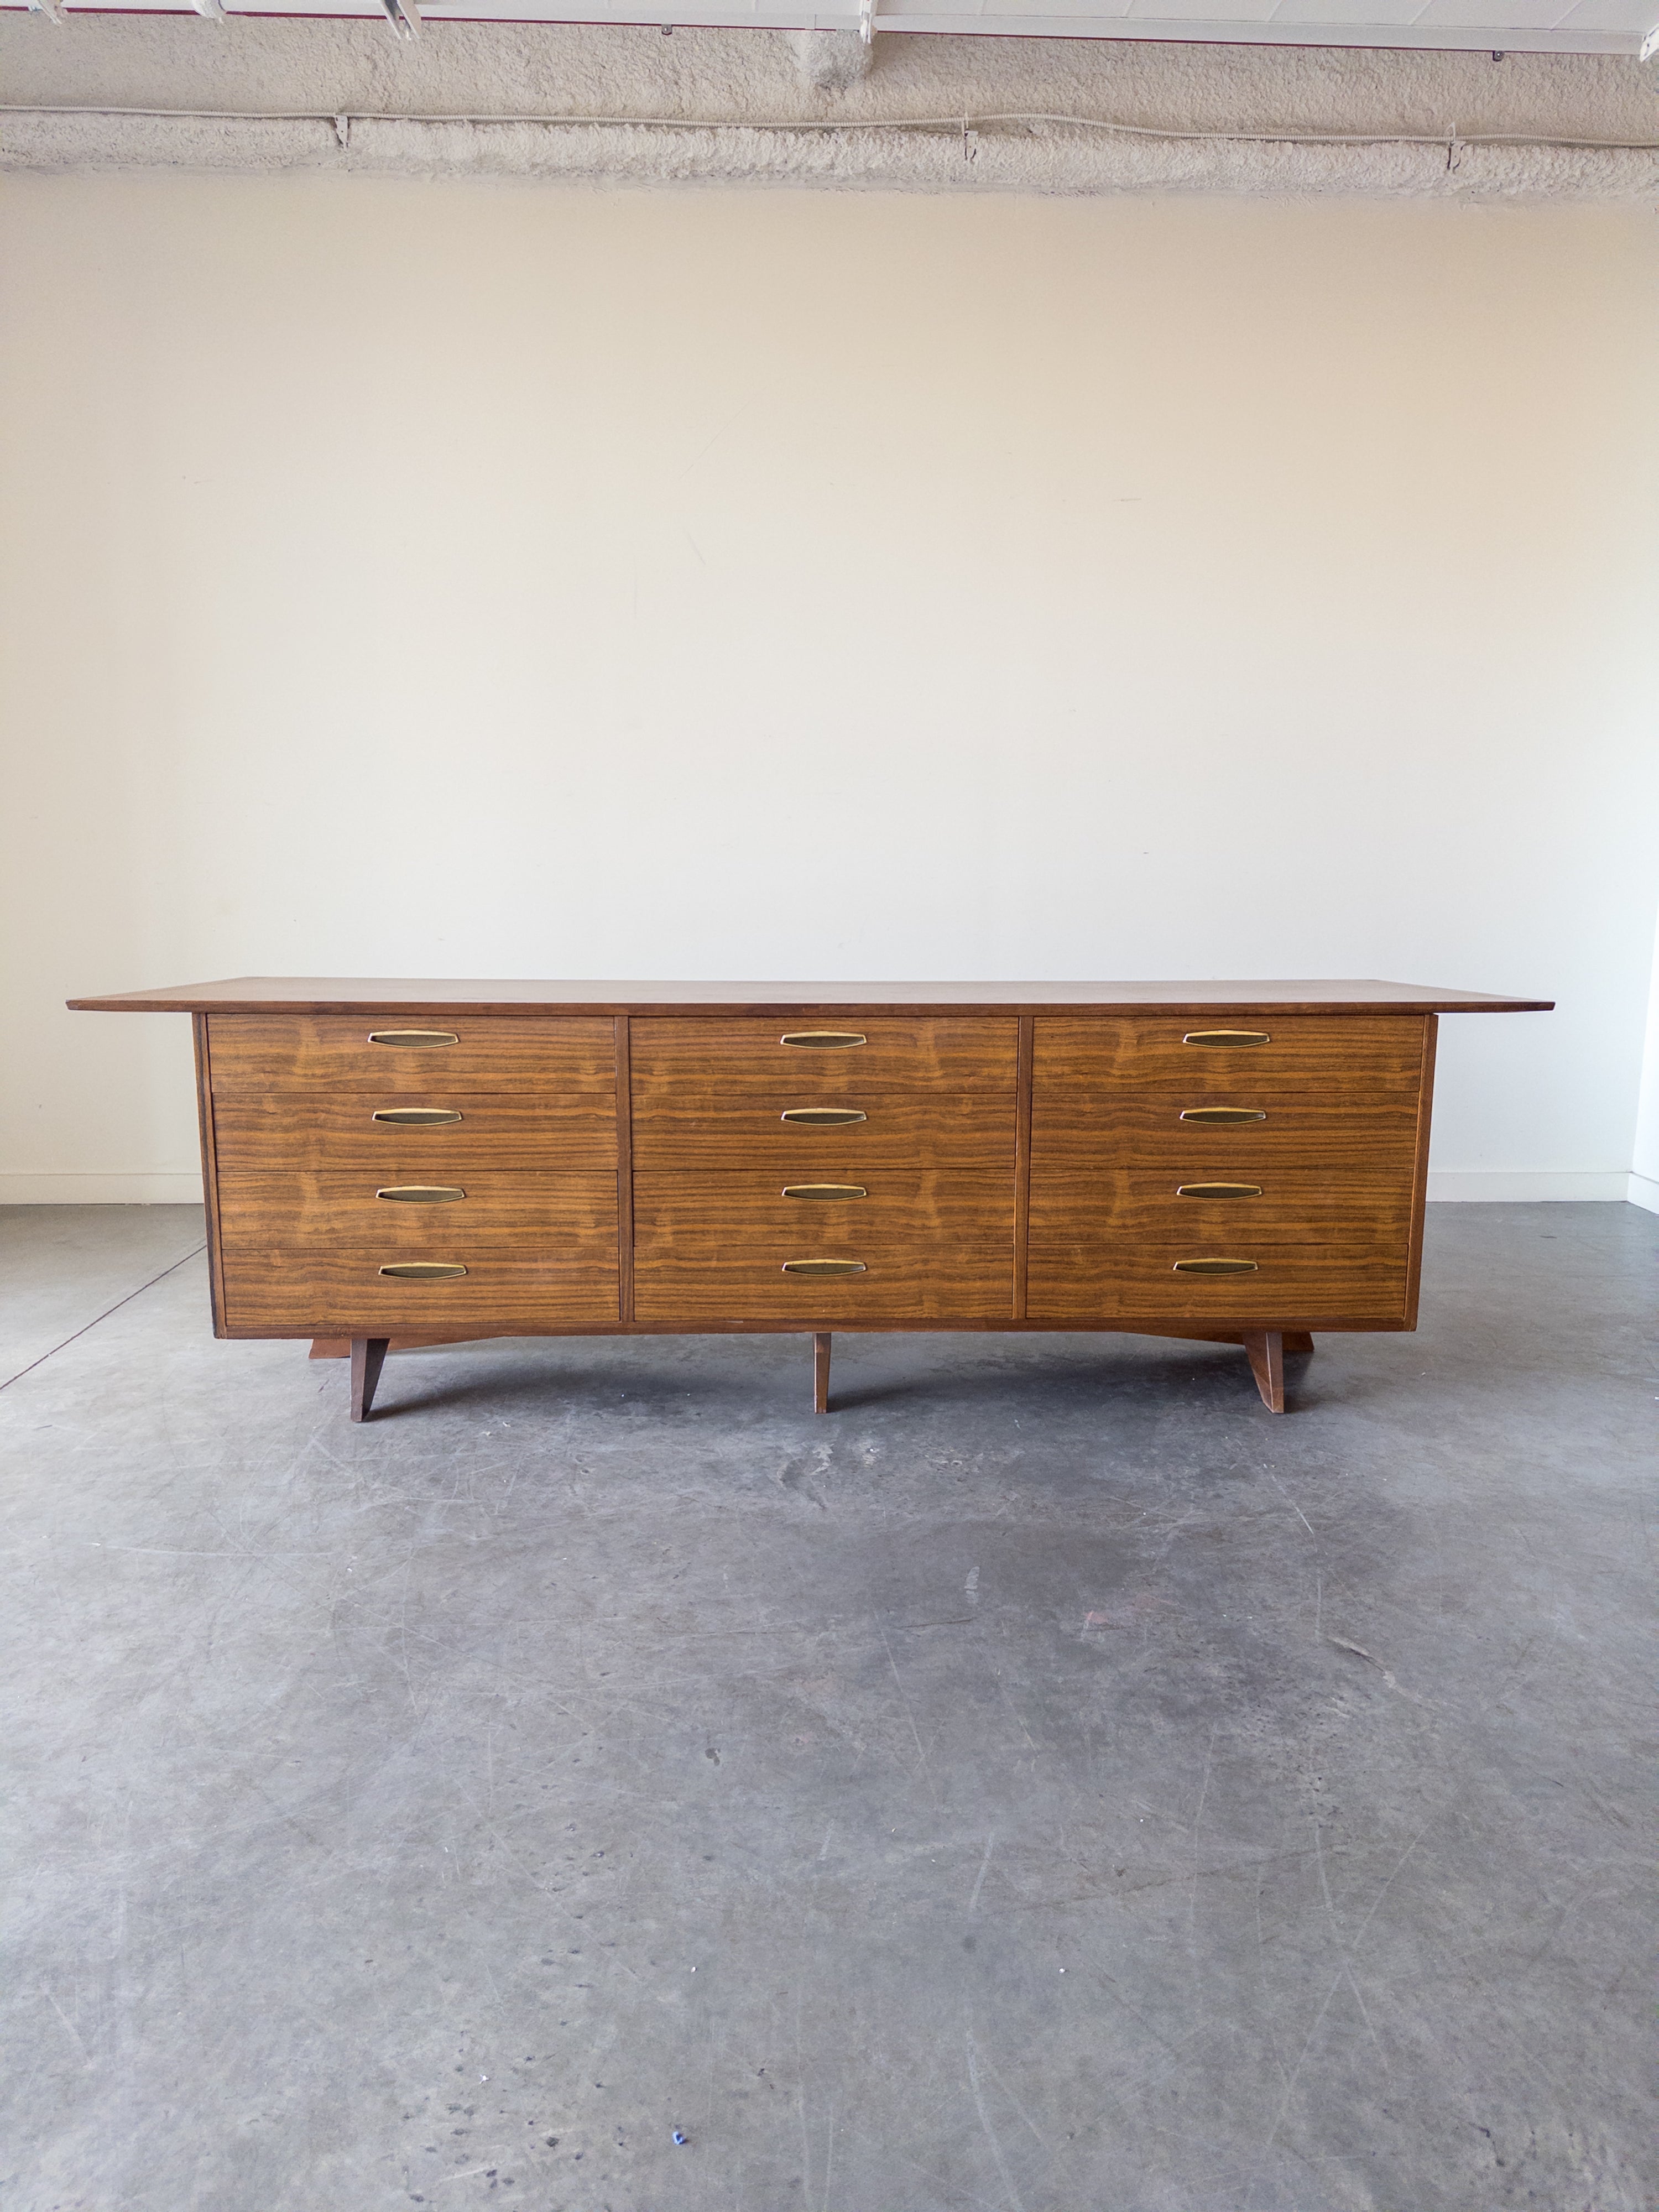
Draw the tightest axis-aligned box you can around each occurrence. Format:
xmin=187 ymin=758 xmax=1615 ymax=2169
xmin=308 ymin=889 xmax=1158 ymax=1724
xmin=781 ymin=1107 xmax=867 ymax=1127
xmin=367 ymin=1030 xmax=460 ymax=1048
xmin=1179 ymin=1106 xmax=1266 ymax=1125
xmin=378 ymin=1261 xmax=468 ymax=1280
xmin=782 ymin=1258 xmax=867 ymax=1277
xmin=376 ymin=1185 xmax=466 ymax=1203
xmin=1176 ymin=1182 xmax=1262 ymax=1199
xmin=372 ymin=1107 xmax=463 ymax=1126
xmin=1173 ymin=1257 xmax=1259 ymax=1276
xmin=780 ymin=1031 xmax=867 ymax=1050
xmin=783 ymin=1184 xmax=867 ymax=1201
xmin=1183 ymin=1030 xmax=1269 ymax=1047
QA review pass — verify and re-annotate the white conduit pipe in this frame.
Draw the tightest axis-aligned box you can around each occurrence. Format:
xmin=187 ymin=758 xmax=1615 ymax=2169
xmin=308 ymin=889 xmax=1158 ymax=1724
xmin=4 ymin=103 xmax=1657 ymax=194
xmin=3 ymin=103 xmax=1658 ymax=148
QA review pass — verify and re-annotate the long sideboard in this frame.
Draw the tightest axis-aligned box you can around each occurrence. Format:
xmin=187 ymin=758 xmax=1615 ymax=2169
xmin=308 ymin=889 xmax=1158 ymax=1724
xmin=68 ymin=979 xmax=1551 ymax=1421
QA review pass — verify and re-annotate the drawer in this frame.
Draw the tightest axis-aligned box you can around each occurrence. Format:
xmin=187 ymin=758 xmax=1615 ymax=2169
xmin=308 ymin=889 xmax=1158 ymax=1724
xmin=1034 ymin=1015 xmax=1428 ymax=1111
xmin=630 ymin=1018 xmax=1016 ymax=1094
xmin=217 ymin=1172 xmax=618 ymax=1332
xmin=222 ymin=1257 xmax=618 ymax=1337
xmin=1032 ymin=1095 xmax=1421 ymax=1176
xmin=630 ymin=1091 xmax=1015 ymax=1172
xmin=633 ymin=1170 xmax=1015 ymax=1323
xmin=1027 ymin=1171 xmax=1411 ymax=1324
xmin=212 ymin=1089 xmax=618 ymax=1173
xmin=208 ymin=1013 xmax=617 ymax=1097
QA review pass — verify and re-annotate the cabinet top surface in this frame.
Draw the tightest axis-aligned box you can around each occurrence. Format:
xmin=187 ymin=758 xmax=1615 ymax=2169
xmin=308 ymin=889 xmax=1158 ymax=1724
xmin=68 ymin=977 xmax=1553 ymax=1016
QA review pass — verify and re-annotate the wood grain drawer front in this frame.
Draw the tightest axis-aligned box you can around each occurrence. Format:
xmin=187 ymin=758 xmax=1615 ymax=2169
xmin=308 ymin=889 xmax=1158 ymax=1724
xmin=208 ymin=1013 xmax=617 ymax=1097
xmin=633 ymin=1172 xmax=1015 ymax=1323
xmin=630 ymin=1092 xmax=1015 ymax=1172
xmin=1027 ymin=1171 xmax=1411 ymax=1324
xmin=212 ymin=1090 xmax=618 ymax=1173
xmin=1034 ymin=1098 xmax=1420 ymax=1176
xmin=630 ymin=1018 xmax=1017 ymax=1094
xmin=1033 ymin=1015 xmax=1427 ymax=1119
xmin=217 ymin=1172 xmax=618 ymax=1332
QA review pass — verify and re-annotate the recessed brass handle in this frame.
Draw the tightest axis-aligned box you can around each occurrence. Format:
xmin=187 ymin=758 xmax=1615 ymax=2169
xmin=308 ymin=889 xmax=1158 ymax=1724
xmin=367 ymin=1030 xmax=460 ymax=1048
xmin=780 ymin=1107 xmax=867 ymax=1126
xmin=372 ymin=1107 xmax=464 ymax=1126
xmin=1176 ymin=1183 xmax=1262 ymax=1199
xmin=1182 ymin=1030 xmax=1269 ymax=1047
xmin=378 ymin=1261 xmax=468 ymax=1280
xmin=780 ymin=1031 xmax=867 ymax=1050
xmin=783 ymin=1185 xmax=867 ymax=1201
xmin=376 ymin=1185 xmax=466 ymax=1203
xmin=782 ymin=1258 xmax=867 ymax=1277
xmin=1179 ymin=1106 xmax=1267 ymax=1125
xmin=1172 ymin=1258 xmax=1259 ymax=1275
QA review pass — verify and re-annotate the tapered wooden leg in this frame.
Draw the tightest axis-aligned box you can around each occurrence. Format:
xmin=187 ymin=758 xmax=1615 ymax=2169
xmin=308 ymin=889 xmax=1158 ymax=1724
xmin=1242 ymin=1329 xmax=1286 ymax=1414
xmin=813 ymin=1332 xmax=831 ymax=1416
xmin=1283 ymin=1332 xmax=1315 ymax=1357
xmin=351 ymin=1337 xmax=390 ymax=1423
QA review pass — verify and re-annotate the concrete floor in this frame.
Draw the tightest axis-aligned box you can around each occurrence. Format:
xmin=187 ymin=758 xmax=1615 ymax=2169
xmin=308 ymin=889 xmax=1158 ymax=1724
xmin=1 ymin=1203 xmax=1653 ymax=2212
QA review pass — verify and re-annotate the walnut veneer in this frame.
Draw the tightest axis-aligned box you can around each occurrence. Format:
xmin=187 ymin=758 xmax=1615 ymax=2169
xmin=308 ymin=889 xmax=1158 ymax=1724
xmin=70 ymin=979 xmax=1551 ymax=1421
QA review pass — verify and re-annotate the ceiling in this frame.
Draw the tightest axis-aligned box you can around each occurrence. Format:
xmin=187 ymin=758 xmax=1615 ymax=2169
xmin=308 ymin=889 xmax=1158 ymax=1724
xmin=12 ymin=0 xmax=1658 ymax=56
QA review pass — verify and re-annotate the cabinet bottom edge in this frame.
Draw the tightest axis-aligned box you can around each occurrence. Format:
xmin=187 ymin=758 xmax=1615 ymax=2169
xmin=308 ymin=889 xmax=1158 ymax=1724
xmin=233 ymin=1314 xmax=1411 ymax=1343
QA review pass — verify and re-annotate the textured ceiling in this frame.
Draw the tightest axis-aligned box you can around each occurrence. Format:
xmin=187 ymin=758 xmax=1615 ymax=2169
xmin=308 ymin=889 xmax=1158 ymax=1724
xmin=8 ymin=0 xmax=1658 ymax=56
xmin=4 ymin=13 xmax=1656 ymax=196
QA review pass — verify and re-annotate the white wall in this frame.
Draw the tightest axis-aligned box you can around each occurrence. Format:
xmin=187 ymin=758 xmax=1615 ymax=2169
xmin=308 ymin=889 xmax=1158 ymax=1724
xmin=2 ymin=174 xmax=1656 ymax=1203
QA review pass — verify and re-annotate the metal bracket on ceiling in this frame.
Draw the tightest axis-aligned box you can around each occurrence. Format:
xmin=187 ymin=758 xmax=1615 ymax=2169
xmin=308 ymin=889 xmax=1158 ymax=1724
xmin=382 ymin=0 xmax=422 ymax=38
xmin=1640 ymin=21 xmax=1659 ymax=60
xmin=25 ymin=0 xmax=67 ymax=23
xmin=858 ymin=0 xmax=875 ymax=45
xmin=194 ymin=0 xmax=227 ymax=18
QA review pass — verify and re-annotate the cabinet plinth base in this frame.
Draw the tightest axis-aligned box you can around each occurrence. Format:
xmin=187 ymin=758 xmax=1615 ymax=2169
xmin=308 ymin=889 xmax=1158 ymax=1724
xmin=313 ymin=1323 xmax=1319 ymax=1421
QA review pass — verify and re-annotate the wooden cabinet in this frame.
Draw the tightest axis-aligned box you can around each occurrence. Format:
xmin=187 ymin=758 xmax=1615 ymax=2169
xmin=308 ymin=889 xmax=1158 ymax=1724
xmin=69 ymin=978 xmax=1550 ymax=1421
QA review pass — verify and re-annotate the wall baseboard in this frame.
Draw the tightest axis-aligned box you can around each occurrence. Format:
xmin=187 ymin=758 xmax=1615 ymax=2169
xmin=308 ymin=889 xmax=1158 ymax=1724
xmin=1425 ymin=1171 xmax=1632 ymax=1202
xmin=1629 ymin=1173 xmax=1659 ymax=1215
xmin=0 ymin=1173 xmax=205 ymax=1204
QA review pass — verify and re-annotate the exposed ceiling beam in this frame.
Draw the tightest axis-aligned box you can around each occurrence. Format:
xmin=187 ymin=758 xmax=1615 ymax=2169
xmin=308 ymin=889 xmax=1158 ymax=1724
xmin=3 ymin=12 xmax=1655 ymax=197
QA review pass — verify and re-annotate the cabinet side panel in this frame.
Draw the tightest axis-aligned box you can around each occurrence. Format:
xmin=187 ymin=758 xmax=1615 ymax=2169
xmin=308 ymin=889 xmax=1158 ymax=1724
xmin=1404 ymin=1014 xmax=1438 ymax=1331
xmin=195 ymin=1014 xmax=227 ymax=1338
xmin=616 ymin=1014 xmax=634 ymax=1324
xmin=1014 ymin=1013 xmax=1033 ymax=1321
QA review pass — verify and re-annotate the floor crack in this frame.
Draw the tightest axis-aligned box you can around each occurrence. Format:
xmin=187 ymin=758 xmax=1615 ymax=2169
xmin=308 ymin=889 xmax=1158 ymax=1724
xmin=0 ymin=1243 xmax=206 ymax=1391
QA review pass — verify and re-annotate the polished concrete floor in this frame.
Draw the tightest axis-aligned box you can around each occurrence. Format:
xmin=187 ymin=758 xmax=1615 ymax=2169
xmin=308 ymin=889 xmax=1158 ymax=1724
xmin=1 ymin=1202 xmax=1653 ymax=2212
